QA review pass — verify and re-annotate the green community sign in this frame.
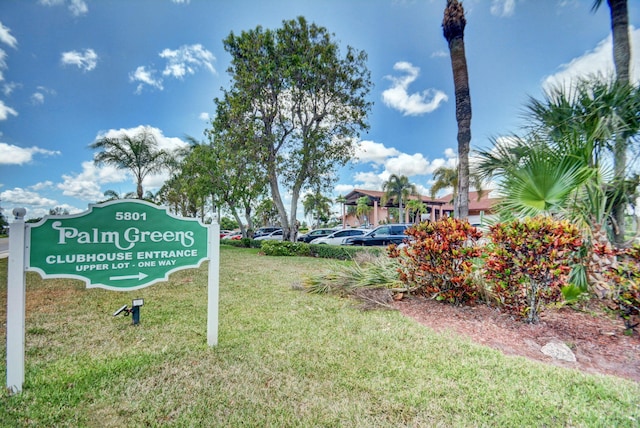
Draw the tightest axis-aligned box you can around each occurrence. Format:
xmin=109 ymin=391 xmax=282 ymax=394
xmin=27 ymin=200 xmax=209 ymax=290
xmin=7 ymin=199 xmax=220 ymax=393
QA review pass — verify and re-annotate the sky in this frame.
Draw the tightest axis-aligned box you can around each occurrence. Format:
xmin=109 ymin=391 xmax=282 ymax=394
xmin=1 ymin=0 xmax=640 ymax=222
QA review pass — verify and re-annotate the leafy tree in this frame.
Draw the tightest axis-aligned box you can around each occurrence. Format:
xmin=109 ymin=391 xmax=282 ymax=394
xmin=49 ymin=207 xmax=69 ymax=216
xmin=592 ymin=0 xmax=632 ymax=244
xmin=219 ymin=217 xmax=239 ymax=230
xmin=215 ymin=16 xmax=372 ymax=241
xmin=303 ymin=192 xmax=332 ymax=228
xmin=254 ymin=199 xmax=280 ymax=230
xmin=443 ymin=0 xmax=472 ymax=220
xmin=176 ymin=137 xmax=266 ymax=236
xmin=90 ymin=126 xmax=173 ymax=199
xmin=381 ymin=174 xmax=418 ymax=223
xmin=0 ymin=210 xmax=7 ymax=233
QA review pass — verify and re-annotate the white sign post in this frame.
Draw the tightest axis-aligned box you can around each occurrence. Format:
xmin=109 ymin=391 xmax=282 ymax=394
xmin=6 ymin=208 xmax=27 ymax=393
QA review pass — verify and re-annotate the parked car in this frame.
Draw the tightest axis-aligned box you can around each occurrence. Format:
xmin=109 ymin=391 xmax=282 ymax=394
xmin=310 ymin=229 xmax=368 ymax=245
xmin=253 ymin=227 xmax=281 ymax=238
xmin=254 ymin=229 xmax=283 ymax=241
xmin=342 ymin=224 xmax=412 ymax=246
xmin=220 ymin=230 xmax=231 ymax=238
xmin=222 ymin=231 xmax=243 ymax=240
xmin=297 ymin=228 xmax=337 ymax=243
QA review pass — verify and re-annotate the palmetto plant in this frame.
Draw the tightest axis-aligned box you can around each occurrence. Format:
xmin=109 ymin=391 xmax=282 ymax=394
xmin=477 ymin=77 xmax=640 ymax=244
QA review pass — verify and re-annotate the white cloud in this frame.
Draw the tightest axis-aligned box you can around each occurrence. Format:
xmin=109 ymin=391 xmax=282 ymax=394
xmin=160 ymin=44 xmax=215 ymax=77
xmin=431 ymin=50 xmax=448 ymax=59
xmin=490 ymin=0 xmax=516 ymax=18
xmin=58 ymin=161 xmax=127 ymax=201
xmin=334 ymin=183 xmax=354 ymax=194
xmin=542 ymin=27 xmax=640 ymax=90
xmin=199 ymin=112 xmax=210 ymax=121
xmin=131 ymin=44 xmax=215 ymax=93
xmin=30 ymin=86 xmax=55 ymax=105
xmin=353 ymin=171 xmax=387 ymax=190
xmin=3 ymin=82 xmax=20 ymax=96
xmin=385 ymin=153 xmax=431 ymax=176
xmin=171 ymin=0 xmax=190 ymax=3
xmin=0 ymin=142 xmax=59 ymax=164
xmin=61 ymin=48 xmax=98 ymax=71
xmin=39 ymin=0 xmax=88 ymax=17
xmin=130 ymin=66 xmax=163 ymax=94
xmin=0 ymin=100 xmax=17 ymax=120
xmin=0 ymin=187 xmax=57 ymax=207
xmin=382 ymin=61 xmax=448 ymax=116
xmin=353 ymin=140 xmax=400 ymax=164
xmin=0 ymin=22 xmax=17 ymax=50
xmin=31 ymin=181 xmax=54 ymax=191
xmin=31 ymin=92 xmax=45 ymax=104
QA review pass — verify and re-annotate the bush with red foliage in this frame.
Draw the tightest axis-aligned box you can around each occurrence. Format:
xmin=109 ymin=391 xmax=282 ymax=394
xmin=604 ymin=244 xmax=640 ymax=334
xmin=389 ymin=217 xmax=483 ymax=305
xmin=484 ymin=216 xmax=582 ymax=323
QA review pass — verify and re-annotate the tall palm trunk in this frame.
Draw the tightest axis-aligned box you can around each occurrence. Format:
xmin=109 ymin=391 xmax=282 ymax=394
xmin=595 ymin=0 xmax=631 ymax=244
xmin=609 ymin=0 xmax=630 ymax=244
xmin=443 ymin=0 xmax=472 ymax=220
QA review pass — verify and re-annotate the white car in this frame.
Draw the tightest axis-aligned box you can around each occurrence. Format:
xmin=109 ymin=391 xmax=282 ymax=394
xmin=254 ymin=229 xmax=283 ymax=241
xmin=309 ymin=229 xmax=368 ymax=245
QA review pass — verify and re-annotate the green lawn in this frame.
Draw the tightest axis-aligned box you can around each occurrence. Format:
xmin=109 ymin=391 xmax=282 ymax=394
xmin=0 ymin=246 xmax=639 ymax=427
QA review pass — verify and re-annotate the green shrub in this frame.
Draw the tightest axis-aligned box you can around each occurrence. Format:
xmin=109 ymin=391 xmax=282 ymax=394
xmin=260 ymin=240 xmax=311 ymax=256
xmin=308 ymin=244 xmax=384 ymax=260
xmin=485 ymin=216 xmax=582 ymax=323
xmin=390 ymin=218 xmax=483 ymax=305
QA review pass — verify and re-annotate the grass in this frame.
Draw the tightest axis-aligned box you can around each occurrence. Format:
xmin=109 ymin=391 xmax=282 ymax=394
xmin=0 ymin=246 xmax=639 ymax=427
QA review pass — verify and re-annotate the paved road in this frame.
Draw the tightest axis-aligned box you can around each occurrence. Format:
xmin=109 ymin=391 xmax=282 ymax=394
xmin=0 ymin=237 xmax=8 ymax=258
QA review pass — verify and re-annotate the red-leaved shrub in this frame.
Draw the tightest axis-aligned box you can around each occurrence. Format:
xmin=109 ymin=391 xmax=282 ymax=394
xmin=604 ymin=245 xmax=640 ymax=334
xmin=484 ymin=216 xmax=582 ymax=323
xmin=389 ymin=217 xmax=482 ymax=305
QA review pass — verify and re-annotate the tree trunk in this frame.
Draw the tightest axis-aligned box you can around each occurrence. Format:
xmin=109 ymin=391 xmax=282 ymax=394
xmin=608 ymin=0 xmax=630 ymax=245
xmin=448 ymin=37 xmax=471 ymax=220
xmin=443 ymin=0 xmax=471 ymax=220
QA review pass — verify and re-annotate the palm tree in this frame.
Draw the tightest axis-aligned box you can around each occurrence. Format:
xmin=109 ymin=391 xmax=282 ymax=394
xmin=381 ymin=174 xmax=418 ymax=223
xmin=303 ymin=192 xmax=332 ymax=228
xmin=90 ymin=127 xmax=172 ymax=199
xmin=443 ymin=0 xmax=472 ymax=220
xmin=406 ymin=199 xmax=427 ymax=223
xmin=592 ymin=0 xmax=631 ymax=244
xmin=356 ymin=196 xmax=371 ymax=226
xmin=335 ymin=195 xmax=347 ymax=228
xmin=430 ymin=165 xmax=484 ymax=203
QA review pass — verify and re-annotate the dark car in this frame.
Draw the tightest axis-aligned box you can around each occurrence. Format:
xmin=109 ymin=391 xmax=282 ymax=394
xmin=342 ymin=224 xmax=412 ymax=246
xmin=253 ymin=227 xmax=281 ymax=238
xmin=297 ymin=228 xmax=337 ymax=243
